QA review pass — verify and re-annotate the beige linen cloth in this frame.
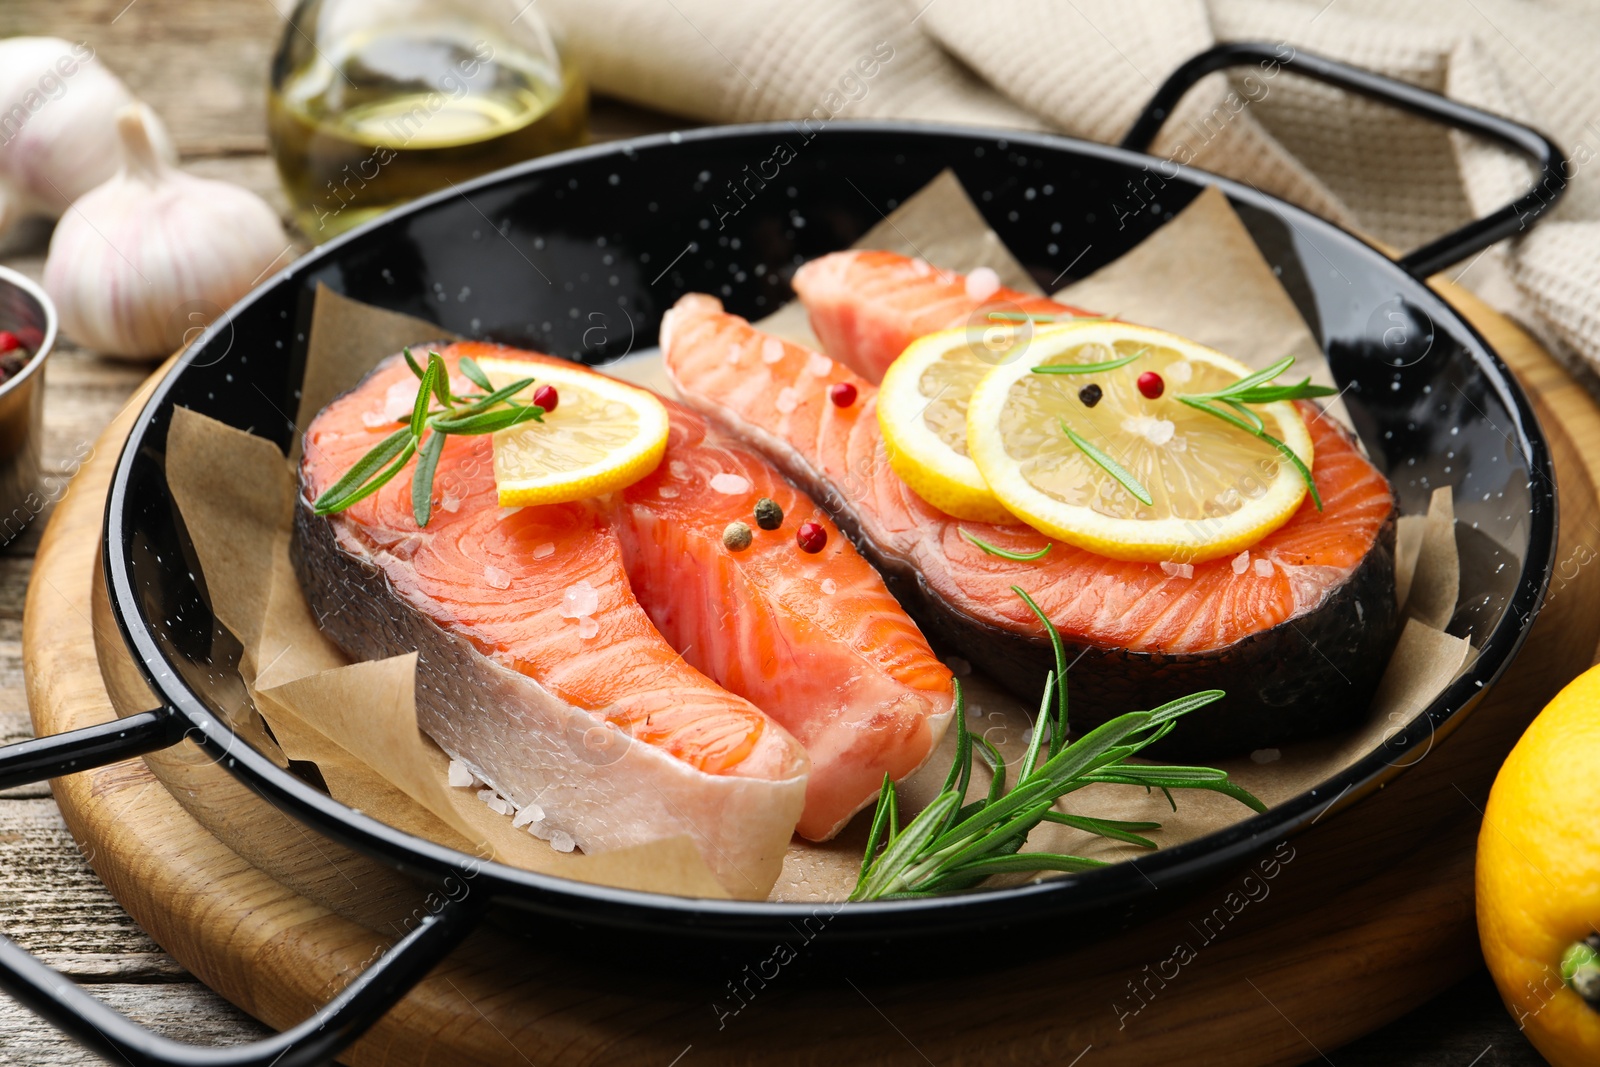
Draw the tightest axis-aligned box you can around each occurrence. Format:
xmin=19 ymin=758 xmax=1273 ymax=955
xmin=543 ymin=0 xmax=1600 ymax=376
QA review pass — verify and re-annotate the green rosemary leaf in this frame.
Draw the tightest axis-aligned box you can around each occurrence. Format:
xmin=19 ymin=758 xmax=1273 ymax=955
xmin=412 ymin=361 xmax=440 ymax=438
xmin=854 ymin=774 xmax=896 ymax=896
xmin=971 ymin=733 xmax=1008 ymax=804
xmin=1061 ymin=421 xmax=1153 ymax=506
xmin=430 ymin=404 xmax=544 ymax=435
xmin=852 ymin=789 xmax=961 ymax=900
xmin=410 ymin=430 xmax=447 ymax=527
xmin=1229 ymin=378 xmax=1339 ymax=403
xmin=940 ymin=852 xmax=1108 ymax=878
xmin=928 ymin=800 xmax=1054 ymax=878
xmin=1031 ymin=711 xmax=1156 ymax=791
xmin=1030 ymin=348 xmax=1146 ymax=375
xmin=958 ymin=528 xmax=1051 ymax=561
xmin=312 ymin=428 xmax=413 ymax=514
xmin=1263 ymin=429 xmax=1323 ymax=511
xmin=939 ymin=678 xmax=970 ymax=798
xmin=1176 ymin=398 xmax=1323 ymax=511
xmin=1012 ymin=586 xmax=1068 ymax=750
xmin=1193 ymin=355 xmax=1295 ymax=400
xmin=1223 ymin=398 xmax=1264 ymax=433
xmin=1176 ymin=396 xmax=1255 ymax=434
xmin=1017 ymin=670 xmax=1055 ymax=783
xmin=1041 ymin=811 xmax=1161 ymax=849
xmin=1144 ymin=689 xmax=1227 ymax=728
xmin=458 ymin=356 xmax=494 ymax=392
xmin=427 ymin=352 xmax=452 ymax=407
xmin=452 ymin=376 xmax=537 ymax=418
xmin=925 ymin=778 xmax=1057 ymax=856
xmin=403 ymin=347 xmax=425 ymax=380
xmin=317 ymin=437 xmax=418 ymax=515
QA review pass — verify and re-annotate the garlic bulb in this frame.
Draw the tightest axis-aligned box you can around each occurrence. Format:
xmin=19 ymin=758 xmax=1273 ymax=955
xmin=0 ymin=37 xmax=176 ymax=237
xmin=44 ymin=103 xmax=290 ymax=360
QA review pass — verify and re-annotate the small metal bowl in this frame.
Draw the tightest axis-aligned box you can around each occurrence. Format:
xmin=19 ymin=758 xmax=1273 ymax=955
xmin=0 ymin=266 xmax=57 ymax=548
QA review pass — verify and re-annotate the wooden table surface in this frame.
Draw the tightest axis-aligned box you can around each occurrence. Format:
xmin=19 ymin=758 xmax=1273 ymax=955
xmin=0 ymin=1 xmax=1554 ymax=1063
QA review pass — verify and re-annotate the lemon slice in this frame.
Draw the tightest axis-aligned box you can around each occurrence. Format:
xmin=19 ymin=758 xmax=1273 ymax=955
xmin=877 ymin=324 xmax=1029 ymax=523
xmin=965 ymin=322 xmax=1313 ymax=563
xmin=476 ymin=356 xmax=669 ymax=507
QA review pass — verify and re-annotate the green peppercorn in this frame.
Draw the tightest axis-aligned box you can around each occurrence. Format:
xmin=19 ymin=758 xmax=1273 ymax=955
xmin=754 ymin=497 xmax=783 ymax=530
xmin=722 ymin=521 xmax=754 ymax=551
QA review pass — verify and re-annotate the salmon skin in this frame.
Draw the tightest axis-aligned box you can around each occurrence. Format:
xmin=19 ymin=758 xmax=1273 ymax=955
xmin=295 ymin=344 xmax=953 ymax=889
xmin=791 ymin=249 xmax=1096 ymax=383
xmin=662 ymin=295 xmax=1402 ymax=758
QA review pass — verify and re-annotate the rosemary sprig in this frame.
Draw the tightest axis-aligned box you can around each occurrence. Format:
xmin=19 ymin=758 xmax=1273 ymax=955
xmin=958 ymin=527 xmax=1051 ymax=561
xmin=849 ymin=588 xmax=1265 ymax=901
xmin=1177 ymin=355 xmax=1337 ymax=510
xmin=311 ymin=350 xmax=545 ymax=527
xmin=1030 ymin=347 xmax=1146 ymax=375
xmin=1061 ymin=420 xmax=1153 ymax=506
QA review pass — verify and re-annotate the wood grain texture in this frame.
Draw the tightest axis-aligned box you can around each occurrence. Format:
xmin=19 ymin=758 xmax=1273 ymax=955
xmin=14 ymin=284 xmax=1583 ymax=1066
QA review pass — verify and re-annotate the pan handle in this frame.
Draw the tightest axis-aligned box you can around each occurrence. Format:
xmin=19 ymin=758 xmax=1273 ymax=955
xmin=1120 ymin=41 xmax=1567 ymax=278
xmin=0 ymin=708 xmax=485 ymax=1065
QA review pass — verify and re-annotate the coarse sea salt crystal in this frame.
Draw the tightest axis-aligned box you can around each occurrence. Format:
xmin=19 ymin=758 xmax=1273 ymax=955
xmin=947 ymin=656 xmax=972 ymax=677
xmin=910 ymin=257 xmax=934 ymax=276
xmin=658 ymin=486 xmax=679 ymax=498
xmin=440 ymin=493 xmax=461 ymax=514
xmin=761 ymin=337 xmax=786 ymax=364
xmin=1123 ymin=414 xmax=1176 ymax=446
xmin=361 ymin=410 xmax=390 ymax=429
xmin=821 ymin=578 xmax=837 ymax=595
xmin=383 ymin=380 xmax=416 ymax=421
xmin=532 ymin=542 xmax=555 ymax=559
xmin=549 ymin=830 xmax=577 ymax=853
xmin=775 ymin=387 xmax=801 ymax=414
xmin=484 ymin=565 xmax=512 ymax=590
xmin=498 ymin=506 xmax=524 ymax=520
xmin=560 ymin=580 xmax=599 ymax=619
xmin=1253 ymin=558 xmax=1274 ymax=577
xmin=710 ymin=472 xmax=750 ymax=495
xmin=1232 ymin=550 xmax=1250 ymax=575
xmin=1166 ymin=360 xmax=1194 ymax=385
xmin=670 ymin=460 xmax=690 ymax=479
xmin=1160 ymin=561 xmax=1194 ymax=579
xmin=577 ymin=616 xmax=599 ymax=639
xmin=806 ymin=351 xmax=834 ymax=377
xmin=447 ymin=761 xmax=475 ymax=788
xmin=1251 ymin=748 xmax=1282 ymax=764
xmin=513 ymin=802 xmax=545 ymax=828
xmin=964 ymin=266 xmax=1001 ymax=301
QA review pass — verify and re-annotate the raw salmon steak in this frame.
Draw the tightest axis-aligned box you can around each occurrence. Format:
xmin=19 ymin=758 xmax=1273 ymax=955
xmin=791 ymin=249 xmax=1096 ymax=383
xmin=296 ymin=343 xmax=955 ymax=890
xmin=662 ymin=295 xmax=1401 ymax=757
xmin=618 ymin=402 xmax=955 ymax=840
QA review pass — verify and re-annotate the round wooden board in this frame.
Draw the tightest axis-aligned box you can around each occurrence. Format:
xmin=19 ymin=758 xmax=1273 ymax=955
xmin=22 ymin=280 xmax=1600 ymax=1067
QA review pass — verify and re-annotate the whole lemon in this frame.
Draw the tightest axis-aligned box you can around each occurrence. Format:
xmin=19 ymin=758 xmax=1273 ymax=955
xmin=1478 ymin=663 xmax=1600 ymax=1064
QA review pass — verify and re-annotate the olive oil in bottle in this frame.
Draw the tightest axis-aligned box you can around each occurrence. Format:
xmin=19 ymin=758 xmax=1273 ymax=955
xmin=268 ymin=10 xmax=586 ymax=240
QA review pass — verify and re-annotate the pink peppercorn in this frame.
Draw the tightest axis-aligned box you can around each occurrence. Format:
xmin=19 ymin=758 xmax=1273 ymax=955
xmin=796 ymin=521 xmax=827 ymax=553
xmin=0 ymin=332 xmax=18 ymax=354
xmin=1137 ymin=371 xmax=1164 ymax=399
xmin=533 ymin=384 xmax=559 ymax=412
xmin=829 ymin=382 xmax=857 ymax=408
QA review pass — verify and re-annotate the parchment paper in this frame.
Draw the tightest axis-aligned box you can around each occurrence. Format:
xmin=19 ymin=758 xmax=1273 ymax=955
xmin=162 ymin=172 xmax=1475 ymax=903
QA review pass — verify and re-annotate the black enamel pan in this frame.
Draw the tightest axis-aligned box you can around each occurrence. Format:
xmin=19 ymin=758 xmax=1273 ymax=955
xmin=0 ymin=44 xmax=1567 ymax=1066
